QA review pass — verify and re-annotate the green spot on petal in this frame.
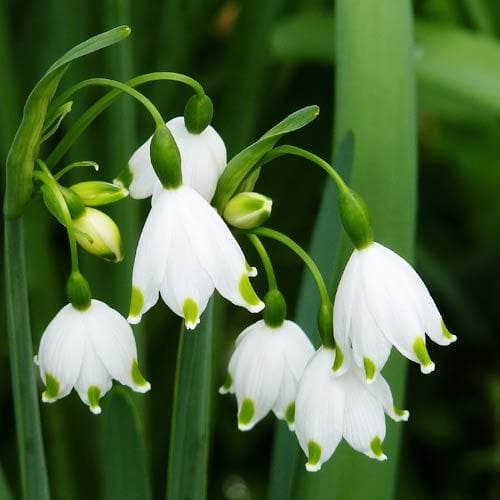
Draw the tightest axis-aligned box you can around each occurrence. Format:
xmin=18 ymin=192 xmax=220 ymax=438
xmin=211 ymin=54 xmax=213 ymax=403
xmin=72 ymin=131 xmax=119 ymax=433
xmin=413 ymin=337 xmax=434 ymax=372
xmin=370 ymin=436 xmax=385 ymax=458
xmin=88 ymin=386 xmax=101 ymax=413
xmin=238 ymin=398 xmax=255 ymax=428
xmin=43 ymin=372 xmax=60 ymax=400
xmin=238 ymin=274 xmax=261 ymax=308
xmin=131 ymin=360 xmax=149 ymax=390
xmin=307 ymin=441 xmax=321 ymax=467
xmin=363 ymin=357 xmax=376 ymax=382
xmin=219 ymin=372 xmax=232 ymax=394
xmin=393 ymin=406 xmax=406 ymax=418
xmin=441 ymin=320 xmax=456 ymax=341
xmin=332 ymin=346 xmax=344 ymax=372
xmin=285 ymin=402 xmax=295 ymax=426
xmin=129 ymin=286 xmax=144 ymax=319
xmin=183 ymin=298 xmax=199 ymax=328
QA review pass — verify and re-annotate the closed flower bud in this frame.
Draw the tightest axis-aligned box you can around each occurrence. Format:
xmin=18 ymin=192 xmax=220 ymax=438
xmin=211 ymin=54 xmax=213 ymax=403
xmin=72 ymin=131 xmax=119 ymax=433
xmin=70 ymin=181 xmax=128 ymax=206
xmin=223 ymin=192 xmax=272 ymax=229
xmin=338 ymin=187 xmax=373 ymax=250
xmin=184 ymin=94 xmax=214 ymax=134
xmin=73 ymin=208 xmax=123 ymax=262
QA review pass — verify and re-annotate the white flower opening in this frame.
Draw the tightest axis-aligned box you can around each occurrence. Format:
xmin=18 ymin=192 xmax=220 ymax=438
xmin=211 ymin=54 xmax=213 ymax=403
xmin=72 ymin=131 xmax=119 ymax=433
xmin=219 ymin=319 xmax=315 ymax=431
xmin=35 ymin=300 xmax=150 ymax=415
xmin=294 ymin=347 xmax=408 ymax=472
xmin=128 ymin=185 xmax=264 ymax=328
xmin=333 ymin=242 xmax=457 ymax=382
xmin=125 ymin=116 xmax=226 ymax=202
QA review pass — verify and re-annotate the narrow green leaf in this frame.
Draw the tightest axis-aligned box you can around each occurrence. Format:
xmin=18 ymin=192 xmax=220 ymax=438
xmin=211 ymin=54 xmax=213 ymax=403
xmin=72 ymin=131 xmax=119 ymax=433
xmin=100 ymin=388 xmax=151 ymax=500
xmin=0 ymin=463 xmax=13 ymax=500
xmin=166 ymin=300 xmax=214 ymax=500
xmin=213 ymin=105 xmax=319 ymax=212
xmin=296 ymin=1 xmax=417 ymax=498
xmin=4 ymin=218 xmax=50 ymax=500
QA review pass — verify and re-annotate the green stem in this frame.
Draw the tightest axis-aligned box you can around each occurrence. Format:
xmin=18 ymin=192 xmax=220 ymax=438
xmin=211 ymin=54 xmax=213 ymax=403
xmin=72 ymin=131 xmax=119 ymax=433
xmin=4 ymin=217 xmax=51 ymax=500
xmin=46 ymin=72 xmax=205 ymax=169
xmin=247 ymin=234 xmax=277 ymax=290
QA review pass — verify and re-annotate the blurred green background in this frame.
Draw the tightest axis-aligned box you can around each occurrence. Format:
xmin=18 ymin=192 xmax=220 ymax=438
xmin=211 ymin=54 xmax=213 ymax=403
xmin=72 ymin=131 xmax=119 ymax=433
xmin=1 ymin=0 xmax=500 ymax=499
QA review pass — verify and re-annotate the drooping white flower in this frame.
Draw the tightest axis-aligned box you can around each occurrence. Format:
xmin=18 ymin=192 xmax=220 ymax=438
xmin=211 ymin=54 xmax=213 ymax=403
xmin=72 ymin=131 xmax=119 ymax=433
xmin=124 ymin=116 xmax=226 ymax=202
xmin=295 ymin=347 xmax=408 ymax=472
xmin=333 ymin=242 xmax=457 ymax=382
xmin=219 ymin=319 xmax=314 ymax=431
xmin=35 ymin=299 xmax=150 ymax=414
xmin=128 ymin=184 xmax=264 ymax=328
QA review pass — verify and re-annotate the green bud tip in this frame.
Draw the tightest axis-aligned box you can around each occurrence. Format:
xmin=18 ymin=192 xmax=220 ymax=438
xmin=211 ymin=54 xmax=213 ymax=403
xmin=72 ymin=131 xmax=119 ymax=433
xmin=87 ymin=386 xmax=102 ymax=415
xmin=413 ymin=337 xmax=435 ymax=374
xmin=263 ymin=289 xmax=287 ymax=328
xmin=306 ymin=441 xmax=322 ymax=472
xmin=66 ymin=271 xmax=92 ymax=310
xmin=42 ymin=373 xmax=60 ymax=402
xmin=369 ymin=436 xmax=387 ymax=461
xmin=238 ymin=398 xmax=255 ymax=431
xmin=184 ymin=94 xmax=214 ymax=134
xmin=338 ymin=187 xmax=373 ymax=250
xmin=219 ymin=373 xmax=233 ymax=394
xmin=150 ymin=126 xmax=182 ymax=189
xmin=223 ymin=192 xmax=273 ymax=229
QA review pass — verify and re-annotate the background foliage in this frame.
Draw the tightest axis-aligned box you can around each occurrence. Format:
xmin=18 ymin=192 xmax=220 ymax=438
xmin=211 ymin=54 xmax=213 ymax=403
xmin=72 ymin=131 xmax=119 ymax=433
xmin=1 ymin=0 xmax=499 ymax=499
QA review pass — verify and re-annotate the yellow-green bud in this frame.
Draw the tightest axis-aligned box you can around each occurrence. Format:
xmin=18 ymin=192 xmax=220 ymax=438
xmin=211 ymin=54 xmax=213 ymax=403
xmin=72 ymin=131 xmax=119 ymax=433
xmin=223 ymin=192 xmax=272 ymax=229
xmin=263 ymin=289 xmax=287 ymax=328
xmin=73 ymin=208 xmax=123 ymax=262
xmin=69 ymin=181 xmax=128 ymax=206
xmin=184 ymin=94 xmax=214 ymax=134
xmin=150 ymin=126 xmax=182 ymax=189
xmin=66 ymin=271 xmax=91 ymax=310
xmin=338 ymin=187 xmax=373 ymax=250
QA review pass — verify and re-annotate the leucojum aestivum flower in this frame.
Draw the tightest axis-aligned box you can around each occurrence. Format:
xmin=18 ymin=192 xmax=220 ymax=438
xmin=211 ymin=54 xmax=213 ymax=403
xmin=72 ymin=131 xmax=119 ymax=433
xmin=4 ymin=25 xmax=456 ymax=495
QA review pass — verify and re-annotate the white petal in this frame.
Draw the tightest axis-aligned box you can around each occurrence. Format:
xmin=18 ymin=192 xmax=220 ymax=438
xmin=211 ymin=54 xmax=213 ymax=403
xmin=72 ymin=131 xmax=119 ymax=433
xmin=159 ymin=197 xmax=214 ymax=329
xmin=86 ymin=300 xmax=150 ymax=393
xmin=127 ymin=135 xmax=161 ymax=199
xmin=129 ymin=190 xmax=172 ymax=323
xmin=166 ymin=117 xmax=226 ymax=201
xmin=37 ymin=304 xmax=85 ymax=402
xmin=74 ymin=337 xmax=112 ymax=414
xmin=342 ymin=371 xmax=387 ymax=460
xmin=332 ymin=252 xmax=359 ymax=376
xmin=179 ymin=186 xmax=263 ymax=313
xmin=295 ymin=348 xmax=345 ymax=472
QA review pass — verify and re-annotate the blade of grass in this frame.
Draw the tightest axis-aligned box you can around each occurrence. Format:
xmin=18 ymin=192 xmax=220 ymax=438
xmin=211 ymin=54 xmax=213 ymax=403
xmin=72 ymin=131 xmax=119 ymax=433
xmin=0 ymin=463 xmax=13 ymax=500
xmin=165 ymin=300 xmax=214 ymax=500
xmin=4 ymin=219 xmax=51 ymax=500
xmin=100 ymin=388 xmax=151 ymax=500
xmin=296 ymin=0 xmax=417 ymax=498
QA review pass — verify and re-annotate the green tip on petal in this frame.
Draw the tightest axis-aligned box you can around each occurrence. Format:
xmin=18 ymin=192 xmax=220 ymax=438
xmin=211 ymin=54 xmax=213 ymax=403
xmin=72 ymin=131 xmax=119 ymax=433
xmin=42 ymin=372 xmax=60 ymax=402
xmin=238 ymin=398 xmax=255 ymax=431
xmin=285 ymin=402 xmax=296 ymax=431
xmin=239 ymin=274 xmax=264 ymax=312
xmin=413 ymin=337 xmax=435 ymax=374
xmin=369 ymin=436 xmax=387 ymax=461
xmin=306 ymin=441 xmax=322 ymax=472
xmin=131 ymin=360 xmax=151 ymax=393
xmin=332 ymin=346 xmax=345 ymax=373
xmin=128 ymin=286 xmax=144 ymax=323
xmin=183 ymin=298 xmax=199 ymax=330
xmin=218 ymin=373 xmax=233 ymax=394
xmin=363 ymin=357 xmax=376 ymax=383
xmin=393 ymin=405 xmax=410 ymax=422
xmin=441 ymin=320 xmax=457 ymax=343
xmin=87 ymin=386 xmax=101 ymax=415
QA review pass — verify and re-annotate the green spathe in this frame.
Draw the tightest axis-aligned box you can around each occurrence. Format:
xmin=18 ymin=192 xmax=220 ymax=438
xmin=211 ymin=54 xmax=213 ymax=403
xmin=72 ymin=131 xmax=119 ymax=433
xmin=338 ymin=187 xmax=373 ymax=250
xmin=150 ymin=126 xmax=182 ymax=189
xmin=184 ymin=94 xmax=214 ymax=134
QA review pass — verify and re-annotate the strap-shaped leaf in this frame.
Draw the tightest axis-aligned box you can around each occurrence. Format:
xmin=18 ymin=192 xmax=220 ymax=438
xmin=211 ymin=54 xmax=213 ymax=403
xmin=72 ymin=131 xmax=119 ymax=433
xmin=4 ymin=25 xmax=130 ymax=218
xmin=212 ymin=105 xmax=319 ymax=212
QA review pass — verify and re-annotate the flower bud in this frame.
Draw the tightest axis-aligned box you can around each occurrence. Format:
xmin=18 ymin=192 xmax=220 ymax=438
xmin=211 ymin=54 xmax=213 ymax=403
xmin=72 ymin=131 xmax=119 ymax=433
xmin=150 ymin=126 xmax=182 ymax=189
xmin=69 ymin=181 xmax=128 ymax=206
xmin=338 ymin=187 xmax=373 ymax=250
xmin=223 ymin=192 xmax=272 ymax=229
xmin=184 ymin=94 xmax=214 ymax=134
xmin=66 ymin=271 xmax=92 ymax=310
xmin=73 ymin=208 xmax=123 ymax=262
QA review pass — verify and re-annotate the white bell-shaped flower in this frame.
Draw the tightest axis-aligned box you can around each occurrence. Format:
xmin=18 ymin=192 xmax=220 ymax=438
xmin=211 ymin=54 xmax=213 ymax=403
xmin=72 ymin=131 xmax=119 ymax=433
xmin=35 ymin=300 xmax=150 ymax=414
xmin=219 ymin=319 xmax=314 ymax=431
xmin=128 ymin=184 xmax=264 ymax=328
xmin=124 ymin=116 xmax=226 ymax=202
xmin=333 ymin=242 xmax=457 ymax=382
xmin=295 ymin=347 xmax=408 ymax=472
